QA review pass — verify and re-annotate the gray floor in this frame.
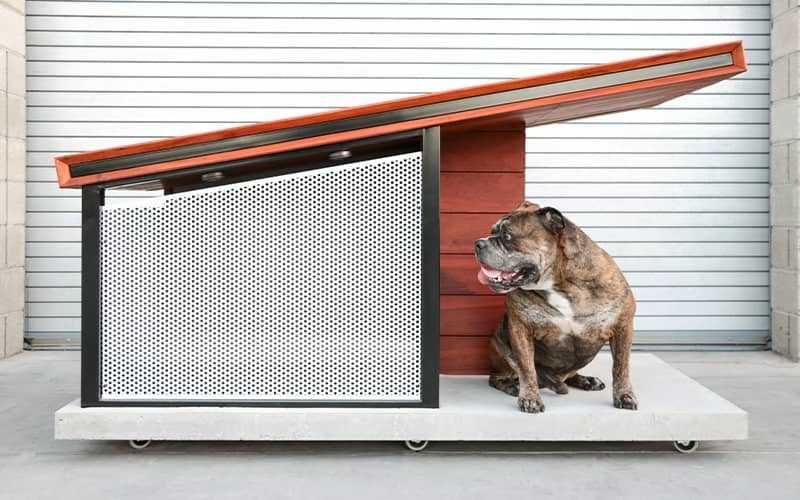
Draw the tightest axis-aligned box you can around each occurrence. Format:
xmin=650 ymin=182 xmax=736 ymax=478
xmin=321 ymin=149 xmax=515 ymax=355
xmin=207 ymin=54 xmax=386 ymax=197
xmin=1 ymin=350 xmax=799 ymax=499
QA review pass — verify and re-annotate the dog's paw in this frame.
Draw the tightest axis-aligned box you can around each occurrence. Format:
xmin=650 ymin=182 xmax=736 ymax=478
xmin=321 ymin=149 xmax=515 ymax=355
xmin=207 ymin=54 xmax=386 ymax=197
xmin=613 ymin=392 xmax=638 ymax=410
xmin=489 ymin=376 xmax=519 ymax=397
xmin=518 ymin=394 xmax=545 ymax=413
xmin=566 ymin=374 xmax=606 ymax=391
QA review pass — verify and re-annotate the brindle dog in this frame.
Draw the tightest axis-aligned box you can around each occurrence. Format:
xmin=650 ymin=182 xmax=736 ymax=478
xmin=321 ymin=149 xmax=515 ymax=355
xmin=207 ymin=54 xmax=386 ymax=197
xmin=474 ymin=201 xmax=638 ymax=413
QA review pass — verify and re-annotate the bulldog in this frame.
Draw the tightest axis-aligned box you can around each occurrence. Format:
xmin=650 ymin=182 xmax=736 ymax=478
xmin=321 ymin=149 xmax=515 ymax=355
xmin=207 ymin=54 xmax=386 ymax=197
xmin=474 ymin=201 xmax=638 ymax=413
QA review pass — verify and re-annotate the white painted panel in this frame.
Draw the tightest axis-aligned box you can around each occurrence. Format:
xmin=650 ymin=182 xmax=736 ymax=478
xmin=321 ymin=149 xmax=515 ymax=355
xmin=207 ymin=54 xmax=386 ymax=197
xmin=26 ymin=302 xmax=80 ymax=318
xmin=614 ymin=257 xmax=768 ymax=272
xmin=568 ymin=212 xmax=769 ymax=228
xmin=584 ymin=227 xmax=768 ymax=243
xmin=26 ymin=2 xmax=769 ymax=19
xmin=528 ymin=168 xmax=768 ymax=183
xmin=26 ymin=31 xmax=772 ymax=51
xmin=25 ymin=0 xmax=770 ymax=347
xmin=27 ymin=17 xmax=770 ymax=35
xmin=624 ymin=271 xmax=767 ymax=287
xmin=523 ymin=198 xmax=768 ymax=213
xmin=26 ymin=272 xmax=81 ymax=288
xmin=25 ymin=257 xmax=81 ymax=273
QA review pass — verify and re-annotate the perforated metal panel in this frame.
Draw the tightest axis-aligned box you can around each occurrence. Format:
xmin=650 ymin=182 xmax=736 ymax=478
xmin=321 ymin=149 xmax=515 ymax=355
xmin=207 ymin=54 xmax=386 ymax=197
xmin=98 ymin=153 xmax=423 ymax=402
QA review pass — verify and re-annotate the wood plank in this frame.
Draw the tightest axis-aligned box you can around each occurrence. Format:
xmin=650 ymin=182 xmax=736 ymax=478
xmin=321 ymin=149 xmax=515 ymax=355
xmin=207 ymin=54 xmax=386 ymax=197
xmin=441 ymin=212 xmax=505 ymax=255
xmin=441 ymin=129 xmax=525 ymax=172
xmin=441 ymin=254 xmax=494 ymax=295
xmin=441 ymin=172 xmax=525 ymax=213
xmin=441 ymin=336 xmax=490 ymax=375
xmin=440 ymin=295 xmax=505 ymax=337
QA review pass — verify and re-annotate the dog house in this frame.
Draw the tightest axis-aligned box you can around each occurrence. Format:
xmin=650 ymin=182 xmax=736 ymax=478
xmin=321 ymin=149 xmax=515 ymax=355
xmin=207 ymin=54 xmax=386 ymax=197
xmin=54 ymin=43 xmax=749 ymax=450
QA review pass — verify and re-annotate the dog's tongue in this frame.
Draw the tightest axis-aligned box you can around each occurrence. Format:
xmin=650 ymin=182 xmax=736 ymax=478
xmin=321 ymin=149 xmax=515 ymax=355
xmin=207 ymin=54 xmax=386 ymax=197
xmin=478 ymin=265 xmax=504 ymax=285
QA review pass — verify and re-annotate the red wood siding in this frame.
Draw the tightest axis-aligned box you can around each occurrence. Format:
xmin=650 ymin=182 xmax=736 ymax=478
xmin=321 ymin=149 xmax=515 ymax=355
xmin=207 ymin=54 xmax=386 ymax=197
xmin=439 ymin=127 xmax=525 ymax=374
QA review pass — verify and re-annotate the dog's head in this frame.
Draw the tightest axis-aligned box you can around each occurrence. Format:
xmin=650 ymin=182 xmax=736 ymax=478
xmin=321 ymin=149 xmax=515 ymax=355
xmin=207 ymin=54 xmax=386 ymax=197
xmin=474 ymin=201 xmax=568 ymax=293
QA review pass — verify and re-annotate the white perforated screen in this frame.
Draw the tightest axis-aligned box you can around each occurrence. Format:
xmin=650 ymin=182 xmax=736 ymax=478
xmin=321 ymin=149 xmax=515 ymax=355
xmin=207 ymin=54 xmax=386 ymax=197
xmin=98 ymin=153 xmax=423 ymax=402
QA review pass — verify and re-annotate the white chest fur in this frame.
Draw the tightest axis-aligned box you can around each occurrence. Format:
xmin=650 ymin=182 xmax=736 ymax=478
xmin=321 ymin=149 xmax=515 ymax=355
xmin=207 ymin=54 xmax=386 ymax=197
xmin=522 ymin=281 xmax=583 ymax=336
xmin=545 ymin=289 xmax=574 ymax=320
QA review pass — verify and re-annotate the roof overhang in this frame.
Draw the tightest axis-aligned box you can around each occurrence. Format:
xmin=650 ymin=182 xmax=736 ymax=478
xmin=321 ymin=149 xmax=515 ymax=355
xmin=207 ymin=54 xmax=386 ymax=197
xmin=55 ymin=41 xmax=746 ymax=190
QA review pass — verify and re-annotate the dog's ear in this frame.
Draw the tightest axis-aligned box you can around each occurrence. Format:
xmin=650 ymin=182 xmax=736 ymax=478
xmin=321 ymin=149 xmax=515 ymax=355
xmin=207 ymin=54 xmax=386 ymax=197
xmin=537 ymin=207 xmax=566 ymax=234
xmin=514 ymin=200 xmax=541 ymax=213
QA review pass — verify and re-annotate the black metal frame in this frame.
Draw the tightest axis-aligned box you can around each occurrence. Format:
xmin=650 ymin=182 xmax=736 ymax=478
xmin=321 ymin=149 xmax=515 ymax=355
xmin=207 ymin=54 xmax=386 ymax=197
xmin=80 ymin=128 xmax=441 ymax=408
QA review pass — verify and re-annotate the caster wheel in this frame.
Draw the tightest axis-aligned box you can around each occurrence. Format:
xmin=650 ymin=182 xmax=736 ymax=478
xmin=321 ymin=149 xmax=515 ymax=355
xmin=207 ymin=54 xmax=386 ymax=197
xmin=673 ymin=440 xmax=699 ymax=454
xmin=404 ymin=440 xmax=429 ymax=452
xmin=128 ymin=439 xmax=152 ymax=450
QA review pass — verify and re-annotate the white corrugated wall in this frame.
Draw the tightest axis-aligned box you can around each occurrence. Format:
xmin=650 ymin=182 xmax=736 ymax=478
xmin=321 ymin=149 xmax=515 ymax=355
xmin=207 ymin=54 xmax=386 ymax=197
xmin=25 ymin=0 xmax=770 ymax=348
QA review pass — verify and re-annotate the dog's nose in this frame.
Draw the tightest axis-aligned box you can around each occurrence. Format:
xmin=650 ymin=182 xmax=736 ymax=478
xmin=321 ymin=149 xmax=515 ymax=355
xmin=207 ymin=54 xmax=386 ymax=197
xmin=475 ymin=239 xmax=488 ymax=252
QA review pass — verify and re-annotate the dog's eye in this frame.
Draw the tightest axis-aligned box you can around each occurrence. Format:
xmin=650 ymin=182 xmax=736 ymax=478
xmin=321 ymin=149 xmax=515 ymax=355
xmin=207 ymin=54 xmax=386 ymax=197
xmin=503 ymin=230 xmax=512 ymax=242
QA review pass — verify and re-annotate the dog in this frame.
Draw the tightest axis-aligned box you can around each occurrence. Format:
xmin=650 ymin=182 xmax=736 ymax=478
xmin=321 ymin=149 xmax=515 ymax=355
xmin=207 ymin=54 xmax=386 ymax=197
xmin=474 ymin=201 xmax=638 ymax=413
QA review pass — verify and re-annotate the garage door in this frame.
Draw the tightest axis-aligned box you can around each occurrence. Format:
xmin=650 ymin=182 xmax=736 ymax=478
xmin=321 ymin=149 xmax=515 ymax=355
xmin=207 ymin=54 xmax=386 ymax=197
xmin=25 ymin=0 xmax=770 ymax=348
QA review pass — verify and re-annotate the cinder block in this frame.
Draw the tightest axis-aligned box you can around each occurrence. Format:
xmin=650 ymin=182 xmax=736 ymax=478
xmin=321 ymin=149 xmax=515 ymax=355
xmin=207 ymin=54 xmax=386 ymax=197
xmin=0 ymin=92 xmax=6 ymax=138
xmin=2 ymin=0 xmax=26 ymax=15
xmin=772 ymin=226 xmax=790 ymax=270
xmin=0 ymin=224 xmax=5 ymax=266
xmin=771 ymin=142 xmax=790 ymax=184
xmin=790 ymin=314 xmax=800 ymax=361
xmin=6 ymin=92 xmax=24 ymax=139
xmin=0 ymin=266 xmax=23 ymax=314
xmin=790 ymin=142 xmax=800 ymax=183
xmin=772 ymin=55 xmax=790 ymax=102
xmin=5 ymin=51 xmax=24 ymax=97
xmin=791 ymin=228 xmax=800 ymax=271
xmin=0 ymin=179 xmax=6 ymax=226
xmin=0 ymin=5 xmax=24 ymax=55
xmin=6 ymin=137 xmax=23 ymax=182
xmin=770 ymin=183 xmax=800 ymax=227
xmin=6 ymin=223 xmax=23 ymax=267
xmin=5 ymin=180 xmax=24 ymax=225
xmin=770 ymin=268 xmax=800 ymax=313
xmin=771 ymin=310 xmax=790 ymax=355
xmin=772 ymin=7 xmax=800 ymax=60
xmin=0 ymin=137 xmax=7 ymax=180
xmin=0 ymin=50 xmax=6 ymax=92
xmin=790 ymin=52 xmax=800 ymax=97
xmin=771 ymin=97 xmax=800 ymax=144
xmin=3 ymin=309 xmax=23 ymax=357
xmin=0 ymin=313 xmax=5 ymax=358
xmin=772 ymin=1 xmax=791 ymax=20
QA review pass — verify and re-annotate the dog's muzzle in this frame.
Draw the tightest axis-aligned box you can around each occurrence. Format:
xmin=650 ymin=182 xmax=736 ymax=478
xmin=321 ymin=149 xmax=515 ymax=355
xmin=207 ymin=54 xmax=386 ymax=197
xmin=474 ymin=239 xmax=539 ymax=293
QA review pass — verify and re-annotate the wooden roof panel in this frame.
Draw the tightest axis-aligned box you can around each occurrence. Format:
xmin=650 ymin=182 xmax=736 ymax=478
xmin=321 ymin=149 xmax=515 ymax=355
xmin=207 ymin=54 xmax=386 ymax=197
xmin=55 ymin=41 xmax=746 ymax=189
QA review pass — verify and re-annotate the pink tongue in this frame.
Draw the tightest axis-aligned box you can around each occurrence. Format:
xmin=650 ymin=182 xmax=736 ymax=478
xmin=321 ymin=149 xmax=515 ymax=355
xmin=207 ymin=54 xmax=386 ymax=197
xmin=478 ymin=266 xmax=503 ymax=285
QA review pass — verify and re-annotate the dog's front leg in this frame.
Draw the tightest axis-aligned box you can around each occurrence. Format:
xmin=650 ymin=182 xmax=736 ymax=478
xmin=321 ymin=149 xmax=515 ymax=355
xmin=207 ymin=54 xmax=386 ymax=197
xmin=610 ymin=310 xmax=638 ymax=410
xmin=508 ymin=314 xmax=545 ymax=413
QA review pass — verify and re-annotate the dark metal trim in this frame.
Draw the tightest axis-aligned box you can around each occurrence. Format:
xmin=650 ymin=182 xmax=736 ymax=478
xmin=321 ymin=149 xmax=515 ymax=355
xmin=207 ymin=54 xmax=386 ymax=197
xmin=75 ymin=400 xmax=434 ymax=408
xmin=69 ymin=53 xmax=734 ymax=178
xmin=420 ymin=127 xmax=441 ymax=408
xmin=80 ymin=186 xmax=104 ymax=407
xmin=101 ymin=130 xmax=423 ymax=190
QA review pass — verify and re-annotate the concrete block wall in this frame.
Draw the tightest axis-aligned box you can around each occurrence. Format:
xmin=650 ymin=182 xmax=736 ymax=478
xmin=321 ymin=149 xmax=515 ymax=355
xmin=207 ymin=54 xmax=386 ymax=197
xmin=771 ymin=0 xmax=800 ymax=360
xmin=0 ymin=0 xmax=25 ymax=359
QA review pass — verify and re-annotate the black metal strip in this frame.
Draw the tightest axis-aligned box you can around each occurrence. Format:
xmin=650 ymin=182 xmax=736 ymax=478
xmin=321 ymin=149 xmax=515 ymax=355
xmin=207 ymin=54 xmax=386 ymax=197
xmin=69 ymin=53 xmax=734 ymax=178
xmin=78 ymin=400 xmax=434 ymax=408
xmin=420 ymin=127 xmax=441 ymax=408
xmin=110 ymin=130 xmax=422 ymax=191
xmin=80 ymin=186 xmax=104 ymax=407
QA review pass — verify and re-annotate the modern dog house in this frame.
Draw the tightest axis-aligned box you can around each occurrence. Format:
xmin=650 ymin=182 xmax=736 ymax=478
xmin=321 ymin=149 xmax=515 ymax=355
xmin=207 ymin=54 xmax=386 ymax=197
xmin=54 ymin=43 xmax=748 ymax=451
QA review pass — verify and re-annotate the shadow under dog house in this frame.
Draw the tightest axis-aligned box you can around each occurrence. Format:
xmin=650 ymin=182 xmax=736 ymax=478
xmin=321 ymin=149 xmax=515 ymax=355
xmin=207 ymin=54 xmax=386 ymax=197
xmin=54 ymin=42 xmax=746 ymax=410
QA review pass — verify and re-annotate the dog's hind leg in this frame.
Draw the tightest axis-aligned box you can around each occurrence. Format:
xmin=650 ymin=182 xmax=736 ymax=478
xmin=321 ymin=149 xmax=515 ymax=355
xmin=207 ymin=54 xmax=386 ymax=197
xmin=488 ymin=332 xmax=520 ymax=396
xmin=564 ymin=372 xmax=606 ymax=391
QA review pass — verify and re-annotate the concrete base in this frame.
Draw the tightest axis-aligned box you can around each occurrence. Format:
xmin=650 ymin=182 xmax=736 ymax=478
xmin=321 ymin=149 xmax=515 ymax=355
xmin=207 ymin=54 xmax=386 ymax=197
xmin=54 ymin=354 xmax=747 ymax=444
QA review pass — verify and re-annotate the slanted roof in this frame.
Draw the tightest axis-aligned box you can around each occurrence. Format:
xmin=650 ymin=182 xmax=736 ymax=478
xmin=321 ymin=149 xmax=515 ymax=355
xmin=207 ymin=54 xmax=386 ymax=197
xmin=55 ymin=41 xmax=746 ymax=190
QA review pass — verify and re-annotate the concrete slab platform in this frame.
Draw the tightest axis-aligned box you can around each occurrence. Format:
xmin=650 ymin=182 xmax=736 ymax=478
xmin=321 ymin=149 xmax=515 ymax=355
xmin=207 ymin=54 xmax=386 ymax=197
xmin=54 ymin=353 xmax=747 ymax=444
